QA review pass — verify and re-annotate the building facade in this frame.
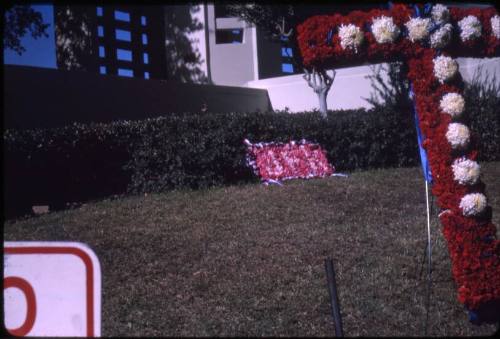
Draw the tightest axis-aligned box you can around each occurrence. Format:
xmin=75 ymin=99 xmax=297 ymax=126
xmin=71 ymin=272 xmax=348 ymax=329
xmin=54 ymin=4 xmax=292 ymax=84
xmin=55 ymin=5 xmax=167 ymax=80
xmin=54 ymin=3 xmax=500 ymax=112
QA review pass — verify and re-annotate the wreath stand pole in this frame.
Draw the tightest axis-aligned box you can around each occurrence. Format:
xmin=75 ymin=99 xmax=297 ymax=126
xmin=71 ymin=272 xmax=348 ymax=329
xmin=423 ymin=180 xmax=433 ymax=335
xmin=418 ymin=187 xmax=434 ymax=280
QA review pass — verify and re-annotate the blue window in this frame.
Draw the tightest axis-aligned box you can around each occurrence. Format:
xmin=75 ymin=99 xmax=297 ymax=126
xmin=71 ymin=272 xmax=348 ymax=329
xmin=117 ymin=49 xmax=132 ymax=61
xmin=99 ymin=46 xmax=105 ymax=58
xmin=232 ymin=30 xmax=242 ymax=44
xmin=281 ymin=47 xmax=293 ymax=57
xmin=282 ymin=63 xmax=294 ymax=73
xmin=114 ymin=10 xmax=130 ymax=22
xmin=142 ymin=33 xmax=148 ymax=45
xmin=143 ymin=53 xmax=149 ymax=64
xmin=115 ymin=29 xmax=131 ymax=41
xmin=97 ymin=26 xmax=104 ymax=37
xmin=99 ymin=66 xmax=106 ymax=74
xmin=280 ymin=35 xmax=289 ymax=42
xmin=141 ymin=16 xmax=147 ymax=26
xmin=144 ymin=72 xmax=150 ymax=79
xmin=97 ymin=7 xmax=103 ymax=17
xmin=118 ymin=68 xmax=133 ymax=77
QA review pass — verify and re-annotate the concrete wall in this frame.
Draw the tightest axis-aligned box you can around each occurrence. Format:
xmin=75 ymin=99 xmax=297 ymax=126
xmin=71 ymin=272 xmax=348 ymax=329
xmin=205 ymin=4 xmax=258 ymax=86
xmin=4 ymin=65 xmax=272 ymax=130
xmin=246 ymin=57 xmax=500 ymax=112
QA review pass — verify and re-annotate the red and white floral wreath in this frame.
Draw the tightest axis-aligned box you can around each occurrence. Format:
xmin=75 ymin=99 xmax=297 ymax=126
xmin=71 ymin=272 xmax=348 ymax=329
xmin=297 ymin=3 xmax=499 ymax=323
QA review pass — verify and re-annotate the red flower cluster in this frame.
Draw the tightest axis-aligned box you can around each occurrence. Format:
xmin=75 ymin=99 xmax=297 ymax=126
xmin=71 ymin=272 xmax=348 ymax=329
xmin=245 ymin=139 xmax=334 ymax=182
xmin=408 ymin=51 xmax=500 ymax=317
xmin=296 ymin=3 xmax=500 ymax=321
xmin=297 ymin=4 xmax=499 ymax=69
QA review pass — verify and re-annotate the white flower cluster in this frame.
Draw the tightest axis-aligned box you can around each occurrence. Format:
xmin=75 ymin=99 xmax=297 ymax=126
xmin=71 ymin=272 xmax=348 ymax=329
xmin=371 ymin=16 xmax=400 ymax=43
xmin=433 ymin=55 xmax=458 ymax=83
xmin=405 ymin=17 xmax=431 ymax=42
xmin=430 ymin=24 xmax=453 ymax=49
xmin=440 ymin=92 xmax=465 ymax=117
xmin=431 ymin=4 xmax=450 ymax=25
xmin=452 ymin=157 xmax=480 ymax=185
xmin=458 ymin=15 xmax=482 ymax=41
xmin=446 ymin=123 xmax=470 ymax=149
xmin=338 ymin=24 xmax=364 ymax=52
xmin=459 ymin=193 xmax=487 ymax=216
xmin=492 ymin=15 xmax=500 ymax=39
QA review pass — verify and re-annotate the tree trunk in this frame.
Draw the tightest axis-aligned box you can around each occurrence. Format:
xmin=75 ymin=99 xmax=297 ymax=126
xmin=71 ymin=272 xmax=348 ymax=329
xmin=303 ymin=69 xmax=336 ymax=119
xmin=318 ymin=91 xmax=328 ymax=118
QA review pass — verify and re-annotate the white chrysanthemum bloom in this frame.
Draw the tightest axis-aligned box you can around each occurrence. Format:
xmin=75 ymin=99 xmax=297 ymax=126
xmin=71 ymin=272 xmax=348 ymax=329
xmin=460 ymin=193 xmax=487 ymax=216
xmin=446 ymin=123 xmax=470 ymax=149
xmin=430 ymin=23 xmax=453 ymax=49
xmin=491 ymin=15 xmax=500 ymax=39
xmin=371 ymin=16 xmax=400 ymax=43
xmin=458 ymin=15 xmax=482 ymax=41
xmin=338 ymin=24 xmax=364 ymax=52
xmin=433 ymin=55 xmax=458 ymax=83
xmin=452 ymin=157 xmax=480 ymax=185
xmin=405 ymin=17 xmax=431 ymax=42
xmin=440 ymin=93 xmax=465 ymax=117
xmin=431 ymin=4 xmax=450 ymax=25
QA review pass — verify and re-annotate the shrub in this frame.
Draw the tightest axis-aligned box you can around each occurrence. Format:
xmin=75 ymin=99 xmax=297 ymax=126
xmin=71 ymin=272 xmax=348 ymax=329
xmin=3 ymin=85 xmax=498 ymax=218
xmin=464 ymin=69 xmax=500 ymax=162
xmin=3 ymin=121 xmax=139 ymax=218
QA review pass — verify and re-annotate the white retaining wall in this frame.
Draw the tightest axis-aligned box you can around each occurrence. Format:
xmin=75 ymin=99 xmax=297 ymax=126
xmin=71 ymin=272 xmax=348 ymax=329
xmin=246 ymin=57 xmax=500 ymax=112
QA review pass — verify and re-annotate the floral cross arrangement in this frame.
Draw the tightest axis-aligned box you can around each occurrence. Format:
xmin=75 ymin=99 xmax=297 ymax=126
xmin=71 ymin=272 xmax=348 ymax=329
xmin=297 ymin=3 xmax=499 ymax=324
xmin=244 ymin=139 xmax=335 ymax=184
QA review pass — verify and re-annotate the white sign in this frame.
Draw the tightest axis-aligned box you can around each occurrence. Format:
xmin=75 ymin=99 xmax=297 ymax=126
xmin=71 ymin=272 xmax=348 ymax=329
xmin=3 ymin=242 xmax=101 ymax=337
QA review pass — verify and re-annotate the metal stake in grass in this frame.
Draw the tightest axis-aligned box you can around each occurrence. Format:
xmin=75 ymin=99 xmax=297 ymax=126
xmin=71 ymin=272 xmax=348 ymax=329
xmin=325 ymin=258 xmax=343 ymax=337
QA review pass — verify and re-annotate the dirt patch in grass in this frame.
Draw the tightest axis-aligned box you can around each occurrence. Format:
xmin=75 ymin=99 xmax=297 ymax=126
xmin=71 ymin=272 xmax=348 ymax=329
xmin=4 ymin=163 xmax=500 ymax=336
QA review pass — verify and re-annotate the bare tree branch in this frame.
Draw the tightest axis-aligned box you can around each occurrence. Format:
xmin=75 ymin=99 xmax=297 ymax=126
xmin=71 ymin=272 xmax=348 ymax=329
xmin=275 ymin=16 xmax=293 ymax=38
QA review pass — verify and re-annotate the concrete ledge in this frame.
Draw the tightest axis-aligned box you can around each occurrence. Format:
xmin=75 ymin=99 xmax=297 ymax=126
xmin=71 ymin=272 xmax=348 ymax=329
xmin=4 ymin=65 xmax=273 ymax=130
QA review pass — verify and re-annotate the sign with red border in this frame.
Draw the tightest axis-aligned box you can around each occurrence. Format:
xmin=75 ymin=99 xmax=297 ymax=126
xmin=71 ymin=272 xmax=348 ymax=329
xmin=3 ymin=242 xmax=101 ymax=337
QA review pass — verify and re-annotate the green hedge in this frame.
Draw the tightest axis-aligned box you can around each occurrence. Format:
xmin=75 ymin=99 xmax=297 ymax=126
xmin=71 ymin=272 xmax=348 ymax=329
xmin=123 ymin=106 xmax=418 ymax=194
xmin=464 ymin=72 xmax=500 ymax=162
xmin=4 ymin=122 xmax=138 ymax=217
xmin=4 ymin=92 xmax=499 ymax=218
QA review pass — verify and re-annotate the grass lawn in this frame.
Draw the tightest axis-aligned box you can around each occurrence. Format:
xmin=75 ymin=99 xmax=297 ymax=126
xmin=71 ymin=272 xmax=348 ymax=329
xmin=4 ymin=163 xmax=500 ymax=336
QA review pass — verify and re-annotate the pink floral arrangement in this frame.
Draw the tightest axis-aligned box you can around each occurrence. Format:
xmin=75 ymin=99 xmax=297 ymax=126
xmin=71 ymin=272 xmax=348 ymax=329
xmin=244 ymin=139 xmax=334 ymax=183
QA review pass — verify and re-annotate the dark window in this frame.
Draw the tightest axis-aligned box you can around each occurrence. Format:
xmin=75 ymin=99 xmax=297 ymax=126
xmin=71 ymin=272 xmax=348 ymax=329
xmin=215 ymin=29 xmax=243 ymax=44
